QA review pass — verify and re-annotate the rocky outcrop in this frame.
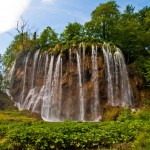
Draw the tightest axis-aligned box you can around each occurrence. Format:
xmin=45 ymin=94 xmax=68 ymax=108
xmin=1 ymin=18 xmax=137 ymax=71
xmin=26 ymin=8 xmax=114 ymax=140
xmin=9 ymin=43 xmax=140 ymax=121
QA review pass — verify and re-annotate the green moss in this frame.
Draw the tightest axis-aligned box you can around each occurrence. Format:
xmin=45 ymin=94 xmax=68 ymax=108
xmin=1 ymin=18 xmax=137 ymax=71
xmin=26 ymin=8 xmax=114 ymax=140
xmin=0 ymin=91 xmax=15 ymax=110
xmin=102 ymin=106 xmax=122 ymax=121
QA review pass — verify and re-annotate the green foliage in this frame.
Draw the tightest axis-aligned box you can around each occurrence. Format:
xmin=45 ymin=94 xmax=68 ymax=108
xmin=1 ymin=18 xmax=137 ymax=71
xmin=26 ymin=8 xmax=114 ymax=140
xmin=131 ymin=109 xmax=150 ymax=150
xmin=0 ymin=91 xmax=14 ymax=110
xmin=2 ymin=33 xmax=34 ymax=69
xmin=142 ymin=98 xmax=150 ymax=106
xmin=2 ymin=46 xmax=17 ymax=70
xmin=40 ymin=26 xmax=59 ymax=49
xmin=132 ymin=107 xmax=150 ymax=121
xmin=134 ymin=49 xmax=150 ymax=86
xmin=89 ymin=1 xmax=120 ymax=41
xmin=117 ymin=107 xmax=133 ymax=122
xmin=132 ymin=131 xmax=150 ymax=150
xmin=60 ymin=22 xmax=83 ymax=44
xmin=0 ymin=107 xmax=149 ymax=149
xmin=84 ymin=1 xmax=150 ymax=85
xmin=102 ymin=106 xmax=121 ymax=121
xmin=0 ymin=120 xmax=141 ymax=150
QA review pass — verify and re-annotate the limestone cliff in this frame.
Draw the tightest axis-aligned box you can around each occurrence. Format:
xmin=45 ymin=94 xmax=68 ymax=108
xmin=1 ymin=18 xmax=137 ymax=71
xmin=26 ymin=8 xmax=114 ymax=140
xmin=9 ymin=43 xmax=139 ymax=121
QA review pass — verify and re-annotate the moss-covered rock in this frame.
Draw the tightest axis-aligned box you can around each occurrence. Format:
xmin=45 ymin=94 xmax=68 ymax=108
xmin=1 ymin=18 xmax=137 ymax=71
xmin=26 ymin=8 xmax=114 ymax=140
xmin=0 ymin=91 xmax=16 ymax=110
xmin=102 ymin=105 xmax=122 ymax=121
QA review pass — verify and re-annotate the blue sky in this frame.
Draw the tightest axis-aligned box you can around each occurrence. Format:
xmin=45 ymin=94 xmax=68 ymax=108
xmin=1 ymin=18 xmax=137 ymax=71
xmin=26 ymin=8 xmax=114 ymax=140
xmin=0 ymin=0 xmax=150 ymax=55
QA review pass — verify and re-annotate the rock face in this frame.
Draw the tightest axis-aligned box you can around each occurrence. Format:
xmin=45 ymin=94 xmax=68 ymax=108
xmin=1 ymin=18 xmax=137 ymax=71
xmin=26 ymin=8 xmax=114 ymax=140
xmin=10 ymin=43 xmax=135 ymax=121
xmin=0 ymin=91 xmax=14 ymax=110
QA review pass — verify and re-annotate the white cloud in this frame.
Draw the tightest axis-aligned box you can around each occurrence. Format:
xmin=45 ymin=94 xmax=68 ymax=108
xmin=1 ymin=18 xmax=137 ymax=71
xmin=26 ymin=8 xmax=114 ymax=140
xmin=0 ymin=0 xmax=31 ymax=34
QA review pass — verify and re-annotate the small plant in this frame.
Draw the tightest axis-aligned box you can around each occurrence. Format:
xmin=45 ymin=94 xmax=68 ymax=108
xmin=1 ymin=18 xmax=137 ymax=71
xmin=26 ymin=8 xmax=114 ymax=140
xmin=117 ymin=106 xmax=132 ymax=122
xmin=132 ymin=132 xmax=150 ymax=150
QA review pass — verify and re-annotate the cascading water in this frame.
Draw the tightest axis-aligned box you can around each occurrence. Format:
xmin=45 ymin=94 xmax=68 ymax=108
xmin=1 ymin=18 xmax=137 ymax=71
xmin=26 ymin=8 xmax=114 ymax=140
xmin=76 ymin=51 xmax=84 ymax=121
xmin=5 ymin=61 xmax=16 ymax=98
xmin=19 ymin=53 xmax=30 ymax=110
xmin=48 ymin=55 xmax=61 ymax=121
xmin=41 ymin=55 xmax=54 ymax=120
xmin=102 ymin=43 xmax=114 ymax=105
xmin=113 ymin=48 xmax=133 ymax=106
xmin=22 ymin=50 xmax=40 ymax=110
xmin=66 ymin=48 xmax=72 ymax=119
xmin=6 ymin=61 xmax=16 ymax=81
xmin=10 ymin=43 xmax=133 ymax=122
xmin=32 ymin=53 xmax=49 ymax=113
xmin=102 ymin=43 xmax=133 ymax=106
xmin=91 ymin=45 xmax=100 ymax=120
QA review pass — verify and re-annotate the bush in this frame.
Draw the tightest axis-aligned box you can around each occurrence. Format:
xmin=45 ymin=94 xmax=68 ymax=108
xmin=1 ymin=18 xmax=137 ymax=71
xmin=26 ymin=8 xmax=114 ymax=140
xmin=117 ymin=107 xmax=133 ymax=122
xmin=132 ymin=107 xmax=150 ymax=121
xmin=0 ymin=107 xmax=149 ymax=149
xmin=132 ymin=131 xmax=150 ymax=150
xmin=3 ymin=120 xmax=142 ymax=150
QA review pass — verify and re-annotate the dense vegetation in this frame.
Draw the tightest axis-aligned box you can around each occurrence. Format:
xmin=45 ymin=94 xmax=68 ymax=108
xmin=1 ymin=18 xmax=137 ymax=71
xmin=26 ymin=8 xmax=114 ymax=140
xmin=0 ymin=89 xmax=149 ymax=150
xmin=0 ymin=106 xmax=149 ymax=150
xmin=1 ymin=1 xmax=150 ymax=87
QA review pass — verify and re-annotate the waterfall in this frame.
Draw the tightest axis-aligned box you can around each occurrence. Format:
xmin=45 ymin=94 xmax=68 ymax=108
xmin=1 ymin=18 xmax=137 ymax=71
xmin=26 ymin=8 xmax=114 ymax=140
xmin=48 ymin=55 xmax=61 ymax=121
xmin=76 ymin=51 xmax=84 ymax=121
xmin=19 ymin=53 xmax=30 ymax=110
xmin=59 ymin=58 xmax=63 ymax=118
xmin=67 ymin=48 xmax=72 ymax=119
xmin=6 ymin=61 xmax=16 ymax=81
xmin=44 ymin=53 xmax=49 ymax=83
xmin=32 ymin=53 xmax=49 ymax=113
xmin=41 ymin=55 xmax=54 ymax=120
xmin=102 ymin=43 xmax=114 ymax=105
xmin=31 ymin=50 xmax=40 ymax=88
xmin=91 ymin=45 xmax=100 ymax=120
xmin=5 ymin=61 xmax=16 ymax=98
xmin=41 ymin=55 xmax=62 ymax=122
xmin=113 ymin=48 xmax=133 ymax=106
xmin=82 ymin=44 xmax=86 ymax=113
xmin=22 ymin=50 xmax=40 ymax=110
xmin=102 ymin=43 xmax=133 ymax=106
xmin=10 ymin=42 xmax=133 ymax=122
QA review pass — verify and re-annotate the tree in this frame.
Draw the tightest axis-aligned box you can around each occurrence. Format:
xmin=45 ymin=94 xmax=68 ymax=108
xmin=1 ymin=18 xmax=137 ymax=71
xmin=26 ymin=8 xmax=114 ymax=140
xmin=40 ymin=26 xmax=58 ymax=48
xmin=0 ymin=54 xmax=9 ymax=92
xmin=113 ymin=5 xmax=150 ymax=64
xmin=84 ymin=20 xmax=101 ymax=40
xmin=3 ymin=32 xmax=35 ymax=70
xmin=15 ymin=17 xmax=30 ymax=52
xmin=124 ymin=5 xmax=135 ymax=15
xmin=133 ymin=6 xmax=150 ymax=86
xmin=137 ymin=6 xmax=150 ymax=50
xmin=60 ymin=22 xmax=83 ymax=44
xmin=2 ymin=45 xmax=16 ymax=70
xmin=89 ymin=1 xmax=120 ymax=41
xmin=138 ymin=6 xmax=150 ymax=29
xmin=7 ymin=17 xmax=36 ymax=55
